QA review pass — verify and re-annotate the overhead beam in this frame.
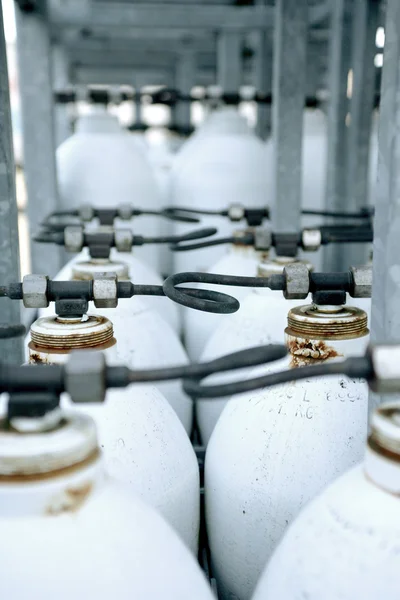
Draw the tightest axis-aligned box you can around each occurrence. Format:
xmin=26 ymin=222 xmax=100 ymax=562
xmin=48 ymin=1 xmax=329 ymax=30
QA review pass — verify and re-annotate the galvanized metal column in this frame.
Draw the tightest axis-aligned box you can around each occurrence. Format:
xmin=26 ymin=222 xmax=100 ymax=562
xmin=15 ymin=1 xmax=61 ymax=276
xmin=217 ymin=31 xmax=242 ymax=93
xmin=370 ymin=0 xmax=400 ymax=409
xmin=254 ymin=30 xmax=272 ymax=140
xmin=0 ymin=5 xmax=23 ymax=364
xmin=134 ymin=87 xmax=144 ymax=127
xmin=174 ymin=47 xmax=195 ymax=132
xmin=272 ymin=0 xmax=307 ymax=233
xmin=52 ymin=44 xmax=71 ymax=148
xmin=346 ymin=0 xmax=379 ymax=269
xmin=323 ymin=0 xmax=352 ymax=271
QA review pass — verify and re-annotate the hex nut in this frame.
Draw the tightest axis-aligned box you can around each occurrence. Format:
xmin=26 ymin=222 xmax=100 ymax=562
xmin=254 ymin=226 xmax=272 ymax=251
xmin=350 ymin=266 xmax=372 ymax=298
xmin=65 ymin=350 xmax=106 ymax=404
xmin=118 ymin=204 xmax=133 ymax=221
xmin=79 ymin=204 xmax=94 ymax=222
xmin=302 ymin=229 xmax=322 ymax=252
xmin=283 ymin=263 xmax=310 ymax=299
xmin=65 ymin=226 xmax=84 ymax=253
xmin=114 ymin=229 xmax=133 ymax=253
xmin=228 ymin=203 xmax=245 ymax=222
xmin=22 ymin=274 xmax=49 ymax=308
xmin=93 ymin=275 xmax=118 ymax=309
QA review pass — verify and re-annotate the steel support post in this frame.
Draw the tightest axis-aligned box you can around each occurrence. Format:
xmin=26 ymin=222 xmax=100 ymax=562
xmin=173 ymin=48 xmax=195 ymax=131
xmin=52 ymin=43 xmax=71 ymax=148
xmin=0 ymin=5 xmax=23 ymax=364
xmin=370 ymin=0 xmax=400 ymax=409
xmin=254 ymin=30 xmax=272 ymax=140
xmin=323 ymin=0 xmax=352 ymax=271
xmin=217 ymin=31 xmax=242 ymax=94
xmin=346 ymin=0 xmax=379 ymax=269
xmin=272 ymin=0 xmax=307 ymax=233
xmin=134 ymin=88 xmax=143 ymax=127
xmin=15 ymin=1 xmax=61 ymax=276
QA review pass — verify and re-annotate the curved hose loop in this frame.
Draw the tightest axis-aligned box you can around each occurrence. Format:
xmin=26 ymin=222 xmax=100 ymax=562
xmin=163 ymin=272 xmax=240 ymax=314
xmin=0 ymin=324 xmax=26 ymax=339
xmin=170 ymin=232 xmax=254 ymax=252
xmin=183 ymin=355 xmax=372 ymax=398
xmin=38 ymin=221 xmax=80 ymax=233
xmin=138 ymin=227 xmax=218 ymax=246
xmin=33 ymin=230 xmax=64 ymax=245
xmin=158 ymin=208 xmax=200 ymax=224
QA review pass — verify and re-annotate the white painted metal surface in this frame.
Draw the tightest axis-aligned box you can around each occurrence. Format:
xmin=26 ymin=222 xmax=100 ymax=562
xmin=23 ymin=314 xmax=197 ymax=551
xmin=170 ymin=107 xmax=273 ymax=274
xmin=0 ymin=409 xmax=212 ymax=598
xmin=56 ymin=109 xmax=162 ymax=272
xmin=253 ymin=401 xmax=400 ymax=600
xmin=197 ymin=284 xmax=310 ymax=445
xmin=205 ymin=305 xmax=370 ymax=600
xmin=183 ymin=245 xmax=268 ymax=360
xmin=35 ymin=297 xmax=191 ymax=433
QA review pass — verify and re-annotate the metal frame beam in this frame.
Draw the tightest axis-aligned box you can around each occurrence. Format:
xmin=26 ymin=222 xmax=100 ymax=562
xmin=253 ymin=30 xmax=272 ymax=139
xmin=47 ymin=1 xmax=330 ymax=30
xmin=346 ymin=0 xmax=379 ymax=268
xmin=15 ymin=1 xmax=61 ymax=276
xmin=0 ymin=3 xmax=23 ymax=364
xmin=272 ymin=0 xmax=308 ymax=233
xmin=370 ymin=0 xmax=400 ymax=408
xmin=323 ymin=0 xmax=352 ymax=271
xmin=217 ymin=31 xmax=242 ymax=93
xmin=52 ymin=43 xmax=71 ymax=147
xmin=174 ymin=46 xmax=196 ymax=129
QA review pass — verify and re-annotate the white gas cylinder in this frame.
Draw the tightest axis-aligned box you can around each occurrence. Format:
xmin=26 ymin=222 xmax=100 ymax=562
xmin=52 ymin=249 xmax=180 ymax=334
xmin=0 ymin=408 xmax=212 ymax=599
xmin=183 ymin=244 xmax=269 ymax=361
xmin=173 ymin=106 xmax=252 ymax=174
xmin=36 ymin=293 xmax=191 ymax=434
xmin=196 ymin=256 xmax=313 ymax=444
xmin=253 ymin=401 xmax=400 ymax=600
xmin=205 ymin=303 xmax=370 ymax=600
xmin=57 ymin=109 xmax=162 ymax=272
xmin=24 ymin=313 xmax=198 ymax=551
xmin=170 ymin=108 xmax=272 ymax=274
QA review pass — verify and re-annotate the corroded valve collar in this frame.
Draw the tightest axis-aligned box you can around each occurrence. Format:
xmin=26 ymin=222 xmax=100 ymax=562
xmin=30 ymin=315 xmax=115 ymax=352
xmin=286 ymin=304 xmax=369 ymax=340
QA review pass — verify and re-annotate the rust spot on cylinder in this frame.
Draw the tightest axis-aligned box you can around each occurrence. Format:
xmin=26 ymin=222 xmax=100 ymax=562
xmin=46 ymin=482 xmax=93 ymax=515
xmin=29 ymin=353 xmax=50 ymax=365
xmin=288 ymin=338 xmax=341 ymax=368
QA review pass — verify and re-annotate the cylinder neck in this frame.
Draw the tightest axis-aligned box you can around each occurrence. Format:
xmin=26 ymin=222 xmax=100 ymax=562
xmin=29 ymin=315 xmax=115 ymax=364
xmin=257 ymin=257 xmax=313 ymax=278
xmin=72 ymin=259 xmax=129 ymax=281
xmin=76 ymin=113 xmax=122 ymax=135
xmin=286 ymin=304 xmax=368 ymax=341
xmin=365 ymin=402 xmax=400 ymax=495
xmin=0 ymin=412 xmax=103 ymax=517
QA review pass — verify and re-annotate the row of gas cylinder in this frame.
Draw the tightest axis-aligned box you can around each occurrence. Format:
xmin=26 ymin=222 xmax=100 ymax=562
xmin=2 ymin=104 xmax=397 ymax=600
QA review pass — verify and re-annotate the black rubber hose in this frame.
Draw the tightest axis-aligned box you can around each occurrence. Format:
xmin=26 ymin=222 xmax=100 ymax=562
xmin=171 ymin=236 xmax=245 ymax=252
xmin=183 ymin=356 xmax=373 ymax=398
xmin=134 ymin=227 xmax=217 ymax=246
xmin=0 ymin=324 xmax=26 ymax=339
